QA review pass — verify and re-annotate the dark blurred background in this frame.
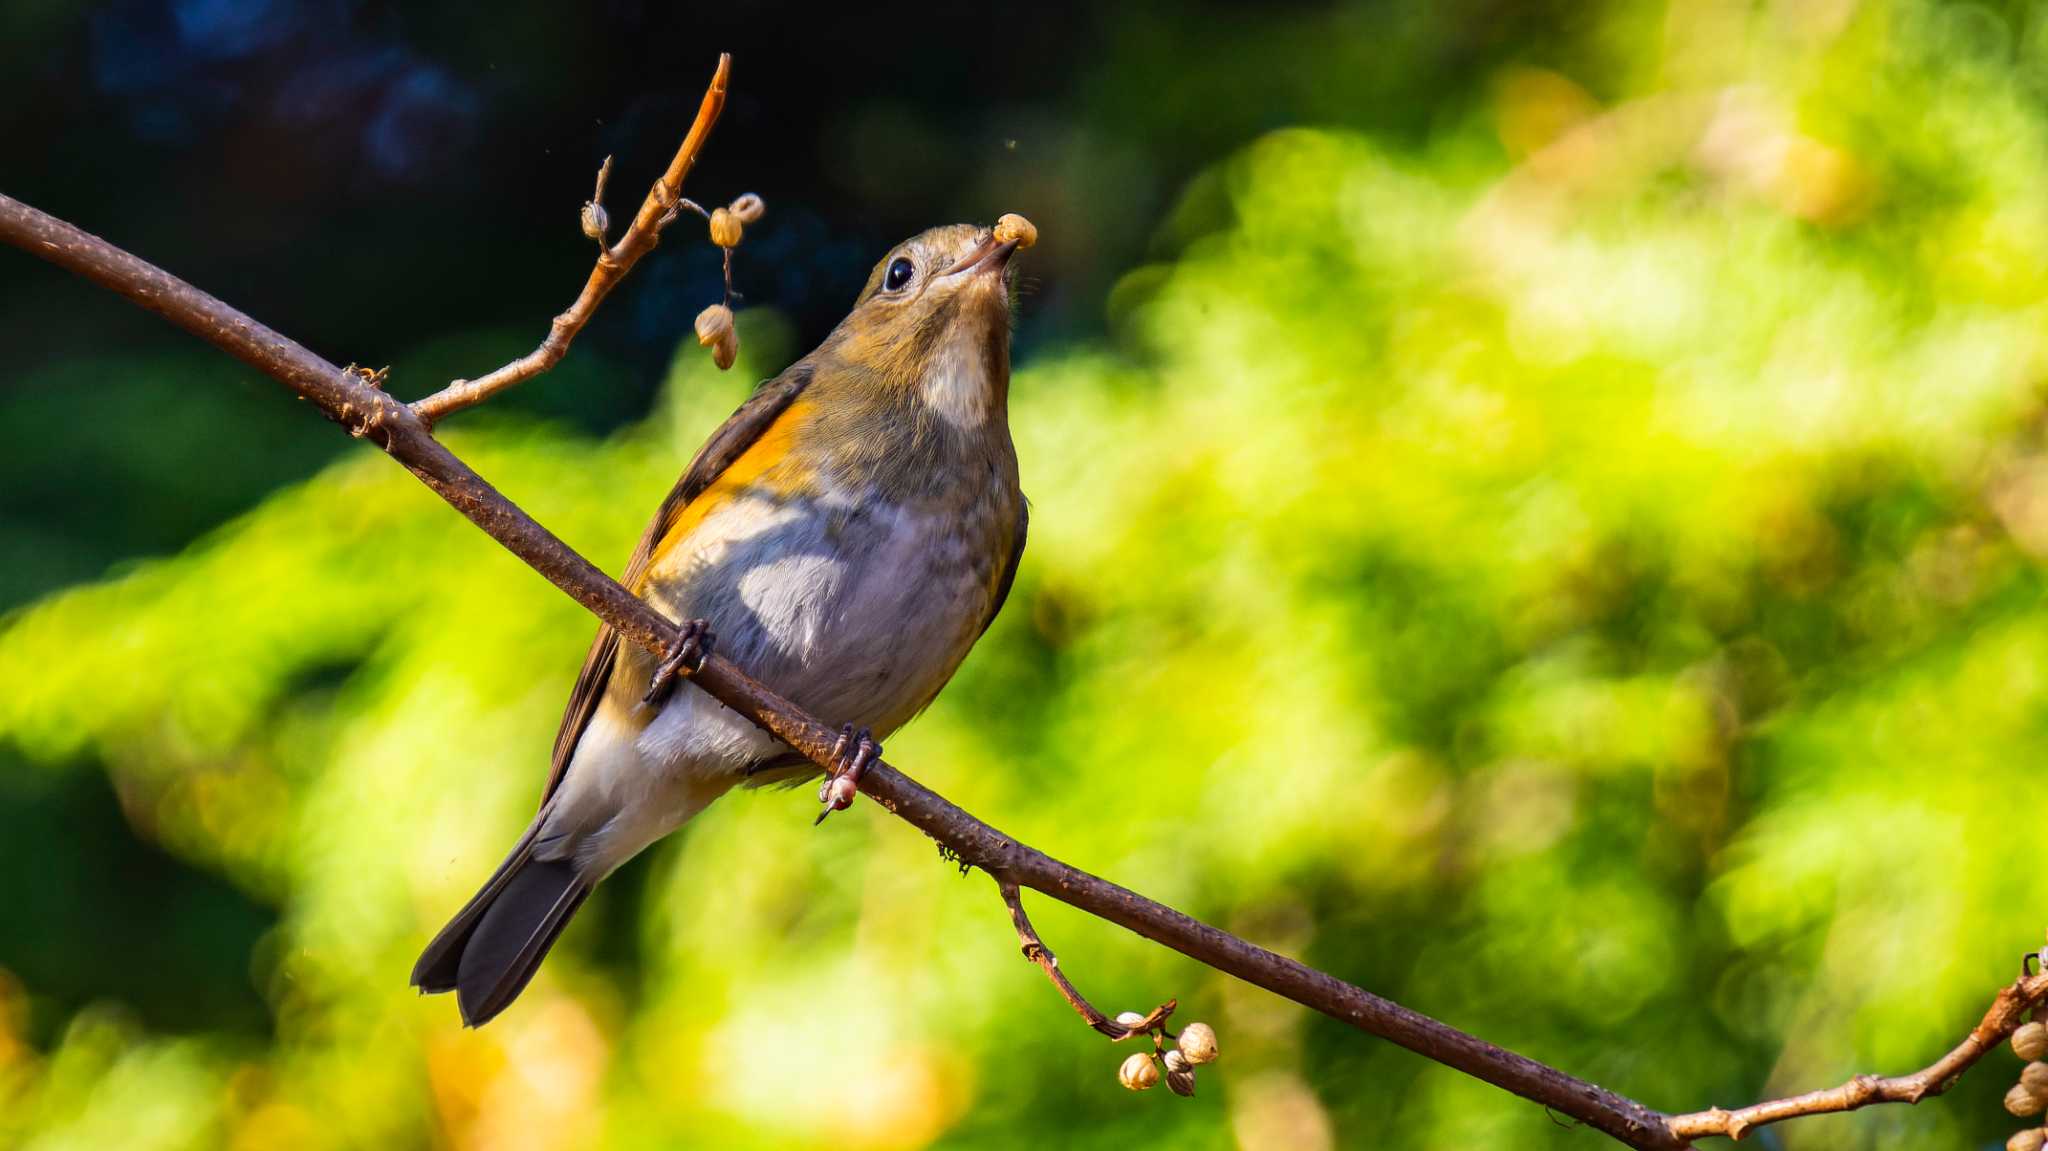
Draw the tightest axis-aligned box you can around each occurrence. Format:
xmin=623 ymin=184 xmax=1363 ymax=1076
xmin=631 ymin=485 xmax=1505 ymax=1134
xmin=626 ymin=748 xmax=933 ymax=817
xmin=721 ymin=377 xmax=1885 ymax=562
xmin=0 ymin=0 xmax=1601 ymax=608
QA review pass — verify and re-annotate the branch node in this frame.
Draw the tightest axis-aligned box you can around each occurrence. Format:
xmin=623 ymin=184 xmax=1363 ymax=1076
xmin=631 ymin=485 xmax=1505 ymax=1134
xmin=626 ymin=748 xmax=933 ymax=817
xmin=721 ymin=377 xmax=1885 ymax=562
xmin=651 ymin=182 xmax=684 ymax=231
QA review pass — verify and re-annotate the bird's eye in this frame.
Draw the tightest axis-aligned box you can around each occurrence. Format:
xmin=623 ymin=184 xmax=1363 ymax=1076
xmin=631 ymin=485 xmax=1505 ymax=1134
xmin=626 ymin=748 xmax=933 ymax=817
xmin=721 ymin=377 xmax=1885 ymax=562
xmin=884 ymin=256 xmax=915 ymax=292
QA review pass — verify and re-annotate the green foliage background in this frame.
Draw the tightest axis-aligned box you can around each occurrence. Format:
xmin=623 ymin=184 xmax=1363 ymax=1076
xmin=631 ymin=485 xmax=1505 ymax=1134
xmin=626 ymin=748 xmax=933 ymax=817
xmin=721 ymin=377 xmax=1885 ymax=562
xmin=5 ymin=2 xmax=2048 ymax=1148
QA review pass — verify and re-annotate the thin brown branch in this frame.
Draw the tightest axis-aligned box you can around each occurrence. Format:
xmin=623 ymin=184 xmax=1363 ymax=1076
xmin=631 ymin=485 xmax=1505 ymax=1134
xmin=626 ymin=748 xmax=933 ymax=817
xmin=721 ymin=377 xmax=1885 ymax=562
xmin=408 ymin=52 xmax=730 ymax=428
xmin=5 ymin=108 xmax=2036 ymax=1149
xmin=1670 ymin=965 xmax=2048 ymax=1142
xmin=0 ymin=184 xmax=1688 ymax=1150
xmin=998 ymin=879 xmax=1172 ymax=1040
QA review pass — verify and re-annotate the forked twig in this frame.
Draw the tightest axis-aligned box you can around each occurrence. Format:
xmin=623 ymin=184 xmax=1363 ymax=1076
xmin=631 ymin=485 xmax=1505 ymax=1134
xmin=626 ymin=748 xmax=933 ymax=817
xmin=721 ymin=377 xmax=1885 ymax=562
xmin=998 ymin=880 xmax=1173 ymax=1040
xmin=409 ymin=53 xmax=731 ymax=427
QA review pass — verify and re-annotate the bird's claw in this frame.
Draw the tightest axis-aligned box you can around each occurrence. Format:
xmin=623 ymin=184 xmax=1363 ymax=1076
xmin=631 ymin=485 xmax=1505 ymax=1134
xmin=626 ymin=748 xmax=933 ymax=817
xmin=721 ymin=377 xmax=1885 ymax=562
xmin=814 ymin=724 xmax=879 ymax=825
xmin=642 ymin=619 xmax=714 ymax=707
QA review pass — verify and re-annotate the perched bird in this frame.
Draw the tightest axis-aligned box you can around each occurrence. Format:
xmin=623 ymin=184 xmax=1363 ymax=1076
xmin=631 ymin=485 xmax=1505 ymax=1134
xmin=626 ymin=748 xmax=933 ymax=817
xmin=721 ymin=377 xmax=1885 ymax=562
xmin=412 ymin=222 xmax=1029 ymax=1027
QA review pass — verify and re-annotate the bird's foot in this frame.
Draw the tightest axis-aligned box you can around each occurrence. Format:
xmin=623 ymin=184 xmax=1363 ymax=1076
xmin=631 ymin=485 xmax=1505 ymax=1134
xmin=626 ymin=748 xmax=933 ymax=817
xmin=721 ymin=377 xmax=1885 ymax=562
xmin=814 ymin=724 xmax=879 ymax=825
xmin=642 ymin=619 xmax=714 ymax=707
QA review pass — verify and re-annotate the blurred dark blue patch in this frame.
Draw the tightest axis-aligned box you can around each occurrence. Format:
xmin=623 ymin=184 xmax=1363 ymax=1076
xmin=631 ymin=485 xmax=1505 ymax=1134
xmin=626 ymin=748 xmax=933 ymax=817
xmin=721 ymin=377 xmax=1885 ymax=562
xmin=89 ymin=1 xmax=182 ymax=94
xmin=129 ymin=101 xmax=196 ymax=145
xmin=171 ymin=0 xmax=302 ymax=60
xmin=746 ymin=207 xmax=877 ymax=315
xmin=364 ymin=61 xmax=480 ymax=181
xmin=630 ymin=235 xmax=729 ymax=351
xmin=273 ymin=45 xmax=407 ymax=127
xmin=88 ymin=0 xmax=475 ymax=181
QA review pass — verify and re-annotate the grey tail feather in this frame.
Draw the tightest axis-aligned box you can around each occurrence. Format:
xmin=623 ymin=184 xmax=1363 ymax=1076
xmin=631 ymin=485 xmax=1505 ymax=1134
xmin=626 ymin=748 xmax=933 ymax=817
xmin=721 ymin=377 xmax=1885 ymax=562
xmin=411 ymin=822 xmax=541 ymax=994
xmin=411 ymin=824 xmax=591 ymax=1028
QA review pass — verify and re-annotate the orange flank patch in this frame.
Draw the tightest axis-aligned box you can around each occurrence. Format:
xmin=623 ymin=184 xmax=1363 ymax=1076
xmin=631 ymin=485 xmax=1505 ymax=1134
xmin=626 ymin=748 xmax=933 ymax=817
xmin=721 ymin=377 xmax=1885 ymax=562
xmin=637 ymin=400 xmax=819 ymax=590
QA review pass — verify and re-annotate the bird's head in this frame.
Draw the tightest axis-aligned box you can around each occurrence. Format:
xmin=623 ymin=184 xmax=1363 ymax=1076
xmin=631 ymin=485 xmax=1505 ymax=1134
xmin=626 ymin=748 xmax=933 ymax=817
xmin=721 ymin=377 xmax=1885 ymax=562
xmin=822 ymin=222 xmax=1023 ymax=428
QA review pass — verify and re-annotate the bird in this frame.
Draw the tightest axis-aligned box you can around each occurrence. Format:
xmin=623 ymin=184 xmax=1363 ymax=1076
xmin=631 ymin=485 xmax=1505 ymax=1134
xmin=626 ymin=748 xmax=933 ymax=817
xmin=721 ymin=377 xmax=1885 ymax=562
xmin=411 ymin=222 xmax=1030 ymax=1027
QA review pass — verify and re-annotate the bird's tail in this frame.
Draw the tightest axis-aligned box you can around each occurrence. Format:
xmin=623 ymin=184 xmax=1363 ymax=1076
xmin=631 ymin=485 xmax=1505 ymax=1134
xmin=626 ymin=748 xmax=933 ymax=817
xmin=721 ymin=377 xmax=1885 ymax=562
xmin=411 ymin=819 xmax=590 ymax=1027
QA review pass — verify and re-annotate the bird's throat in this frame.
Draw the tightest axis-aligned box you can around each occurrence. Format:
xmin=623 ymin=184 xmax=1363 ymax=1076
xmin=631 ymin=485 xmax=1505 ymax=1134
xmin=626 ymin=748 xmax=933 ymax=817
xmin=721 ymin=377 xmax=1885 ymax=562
xmin=918 ymin=336 xmax=1006 ymax=430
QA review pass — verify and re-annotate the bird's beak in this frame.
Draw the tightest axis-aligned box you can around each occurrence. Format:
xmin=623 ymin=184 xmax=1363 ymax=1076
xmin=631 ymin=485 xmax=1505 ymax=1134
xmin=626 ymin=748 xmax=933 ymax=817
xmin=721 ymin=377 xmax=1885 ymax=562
xmin=940 ymin=233 xmax=1020 ymax=279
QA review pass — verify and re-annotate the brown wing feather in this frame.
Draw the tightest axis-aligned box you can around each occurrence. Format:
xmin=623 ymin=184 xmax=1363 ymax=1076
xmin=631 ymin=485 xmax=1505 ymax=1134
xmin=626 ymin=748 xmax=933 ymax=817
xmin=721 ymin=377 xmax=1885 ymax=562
xmin=539 ymin=363 xmax=815 ymax=806
xmin=981 ymin=500 xmax=1028 ymax=638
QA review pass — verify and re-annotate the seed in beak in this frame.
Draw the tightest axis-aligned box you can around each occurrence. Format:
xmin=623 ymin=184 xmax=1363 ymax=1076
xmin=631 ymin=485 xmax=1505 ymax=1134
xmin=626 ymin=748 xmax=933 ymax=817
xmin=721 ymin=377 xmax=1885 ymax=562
xmin=993 ymin=213 xmax=1037 ymax=249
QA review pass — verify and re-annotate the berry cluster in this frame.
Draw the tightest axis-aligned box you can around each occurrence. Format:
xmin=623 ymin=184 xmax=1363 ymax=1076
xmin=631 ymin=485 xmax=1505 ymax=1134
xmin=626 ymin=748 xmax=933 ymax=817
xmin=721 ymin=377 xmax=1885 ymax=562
xmin=689 ymin=193 xmax=766 ymax=371
xmin=2005 ymin=1019 xmax=2048 ymax=1150
xmin=1115 ymin=1015 xmax=1220 ymax=1098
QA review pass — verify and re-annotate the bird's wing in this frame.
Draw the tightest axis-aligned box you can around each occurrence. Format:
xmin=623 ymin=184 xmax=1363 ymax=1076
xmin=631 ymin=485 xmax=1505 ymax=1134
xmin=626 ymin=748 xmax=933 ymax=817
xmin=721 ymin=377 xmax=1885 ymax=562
xmin=980 ymin=499 xmax=1028 ymax=637
xmin=540 ymin=362 xmax=815 ymax=806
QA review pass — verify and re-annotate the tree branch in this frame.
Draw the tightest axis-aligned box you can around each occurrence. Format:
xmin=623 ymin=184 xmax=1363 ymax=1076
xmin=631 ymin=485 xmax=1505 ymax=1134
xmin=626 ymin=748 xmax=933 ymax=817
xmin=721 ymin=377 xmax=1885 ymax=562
xmin=408 ymin=52 xmax=730 ymax=428
xmin=2 ymin=78 xmax=2040 ymax=1147
xmin=1668 ymin=964 xmax=2048 ymax=1142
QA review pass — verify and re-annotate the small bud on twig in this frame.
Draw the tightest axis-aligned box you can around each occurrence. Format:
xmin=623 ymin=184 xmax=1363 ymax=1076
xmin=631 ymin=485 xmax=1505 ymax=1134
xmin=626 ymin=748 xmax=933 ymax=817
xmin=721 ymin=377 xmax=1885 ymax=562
xmin=1119 ymin=1052 xmax=1159 ymax=1091
xmin=1114 ymin=1011 xmax=1148 ymax=1032
xmin=580 ymin=154 xmax=614 ymax=247
xmin=2018 ymin=1022 xmax=2048 ymax=1062
xmin=2010 ymin=1128 xmax=2047 ymax=1151
xmin=1166 ymin=1062 xmax=1197 ymax=1097
xmin=2009 ymin=1084 xmax=2046 ymax=1118
xmin=580 ymin=201 xmax=610 ymax=244
xmin=2026 ymin=1063 xmax=2048 ymax=1096
xmin=709 ymin=207 xmax=743 ymax=248
xmin=727 ymin=193 xmax=765 ymax=223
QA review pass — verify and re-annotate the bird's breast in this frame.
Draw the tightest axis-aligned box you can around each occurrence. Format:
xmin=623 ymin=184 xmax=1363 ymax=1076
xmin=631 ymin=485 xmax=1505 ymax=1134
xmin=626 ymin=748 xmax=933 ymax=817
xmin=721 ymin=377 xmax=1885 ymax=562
xmin=640 ymin=476 xmax=1016 ymax=736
